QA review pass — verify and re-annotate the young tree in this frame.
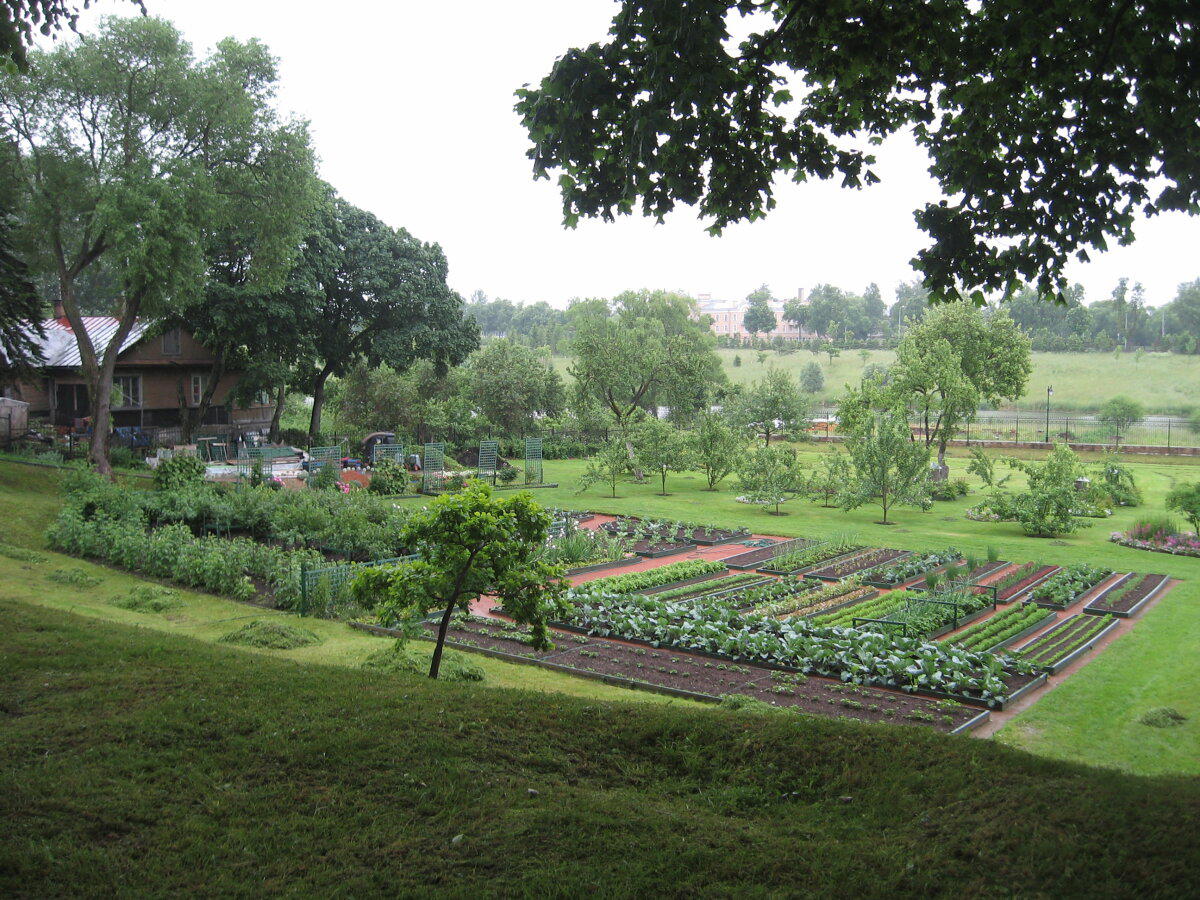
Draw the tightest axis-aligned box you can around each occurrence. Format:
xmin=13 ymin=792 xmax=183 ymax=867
xmin=2 ymin=18 xmax=315 ymax=472
xmin=517 ymin=2 xmax=1199 ymax=303
xmin=799 ymin=361 xmax=824 ymax=394
xmin=1098 ymin=396 xmax=1144 ymax=449
xmin=839 ymin=384 xmax=930 ymax=525
xmin=1007 ymin=445 xmax=1087 ymax=537
xmin=730 ymin=367 xmax=809 ymax=446
xmin=576 ymin=437 xmax=632 ymax=498
xmin=468 ymin=339 xmax=564 ymax=437
xmin=1166 ymin=483 xmax=1200 ymax=535
xmin=805 ymin=452 xmax=852 ymax=507
xmin=633 ymin=417 xmax=691 ymax=495
xmin=352 ymin=481 xmax=566 ymax=679
xmin=736 ymin=444 xmax=804 ymax=515
xmin=690 ymin=411 xmax=745 ymax=490
xmin=888 ymin=303 xmax=1032 ymax=468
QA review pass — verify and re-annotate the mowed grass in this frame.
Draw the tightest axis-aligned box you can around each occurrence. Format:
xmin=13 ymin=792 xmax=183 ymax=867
xmin=3 ymin=599 xmax=1200 ymax=896
xmin=548 ymin=349 xmax=1200 ymax=414
xmin=501 ymin=448 xmax=1200 ymax=775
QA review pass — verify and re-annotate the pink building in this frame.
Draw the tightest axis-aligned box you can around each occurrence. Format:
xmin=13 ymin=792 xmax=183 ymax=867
xmin=695 ymin=294 xmax=817 ymax=341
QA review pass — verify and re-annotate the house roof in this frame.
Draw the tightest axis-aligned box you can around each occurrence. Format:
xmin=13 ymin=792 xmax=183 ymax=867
xmin=34 ymin=317 xmax=152 ymax=368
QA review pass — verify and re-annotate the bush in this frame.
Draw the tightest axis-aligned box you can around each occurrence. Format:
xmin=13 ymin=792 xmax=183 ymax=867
xmin=368 ymin=459 xmax=410 ymax=495
xmin=110 ymin=585 xmax=184 ymax=613
xmin=307 ymin=463 xmax=340 ymax=491
xmin=930 ymin=478 xmax=970 ymax=501
xmin=361 ymin=641 xmax=485 ymax=682
xmin=154 ymin=454 xmax=207 ymax=491
xmin=218 ymin=620 xmax=323 ymax=650
xmin=108 ymin=446 xmax=144 ymax=469
xmin=498 ymin=465 xmax=519 ymax=484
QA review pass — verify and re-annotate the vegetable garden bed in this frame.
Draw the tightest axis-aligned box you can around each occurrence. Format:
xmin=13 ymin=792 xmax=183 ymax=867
xmin=990 ymin=563 xmax=1061 ymax=602
xmin=860 ymin=548 xmax=962 ymax=589
xmin=1083 ymin=573 xmax=1170 ymax=618
xmin=757 ymin=544 xmax=863 ymax=576
xmin=574 ymin=558 xmax=729 ymax=596
xmin=720 ymin=537 xmax=821 ymax=570
xmin=944 ymin=603 xmax=1058 ymax=654
xmin=1028 ymin=565 xmax=1115 ymax=610
xmin=1014 ymin=614 xmax=1121 ymax=674
xmin=807 ymin=548 xmax=910 ymax=581
xmin=565 ymin=555 xmax=641 ymax=577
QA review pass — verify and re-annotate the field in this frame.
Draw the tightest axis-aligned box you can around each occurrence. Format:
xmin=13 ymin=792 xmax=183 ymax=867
xmin=547 ymin=349 xmax=1200 ymax=414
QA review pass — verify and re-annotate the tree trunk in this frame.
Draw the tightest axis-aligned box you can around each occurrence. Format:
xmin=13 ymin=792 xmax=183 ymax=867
xmin=269 ymin=383 xmax=287 ymax=442
xmin=87 ymin=365 xmax=116 ymax=476
xmin=177 ymin=354 xmax=227 ymax=445
xmin=428 ymin=595 xmax=457 ymax=679
xmin=309 ymin=369 xmax=331 ymax=441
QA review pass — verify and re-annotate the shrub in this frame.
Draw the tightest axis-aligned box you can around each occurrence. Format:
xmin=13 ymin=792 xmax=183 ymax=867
xmin=361 ymin=641 xmax=485 ymax=682
xmin=368 ymin=459 xmax=410 ymax=495
xmin=108 ymin=446 xmax=144 ymax=469
xmin=307 ymin=463 xmax=339 ymax=491
xmin=218 ymin=620 xmax=322 ymax=650
xmin=47 ymin=567 xmax=102 ymax=587
xmin=110 ymin=585 xmax=185 ymax=613
xmin=498 ymin=465 xmax=519 ymax=484
xmin=1166 ymin=482 xmax=1200 ymax=535
xmin=153 ymin=454 xmax=207 ymax=491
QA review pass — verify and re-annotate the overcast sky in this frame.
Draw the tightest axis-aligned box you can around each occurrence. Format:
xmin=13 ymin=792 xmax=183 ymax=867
xmin=68 ymin=1 xmax=1200 ymax=309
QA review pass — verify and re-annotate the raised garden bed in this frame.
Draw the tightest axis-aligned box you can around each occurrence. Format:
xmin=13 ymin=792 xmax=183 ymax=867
xmin=1014 ymin=614 xmax=1120 ymax=674
xmin=720 ymin=537 xmax=821 ymax=570
xmin=808 ymin=548 xmax=911 ymax=581
xmin=1028 ymin=565 xmax=1114 ymax=611
xmin=991 ymin=563 xmax=1061 ymax=602
xmin=632 ymin=539 xmax=697 ymax=558
xmin=688 ymin=526 xmax=754 ymax=546
xmin=757 ymin=545 xmax=863 ymax=576
xmin=1084 ymin=573 xmax=1170 ymax=618
xmin=643 ymin=571 xmax=731 ymax=596
xmin=651 ymin=573 xmax=772 ymax=603
xmin=943 ymin=602 xmax=1058 ymax=654
xmin=860 ymin=549 xmax=964 ymax=589
xmin=565 ymin=555 xmax=641 ymax=577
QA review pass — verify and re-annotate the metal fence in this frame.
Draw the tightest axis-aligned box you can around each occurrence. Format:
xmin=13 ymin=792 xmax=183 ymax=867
xmin=297 ymin=554 xmax=418 ymax=616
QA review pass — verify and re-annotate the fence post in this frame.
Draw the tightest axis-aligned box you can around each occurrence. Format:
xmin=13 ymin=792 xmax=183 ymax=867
xmin=300 ymin=562 xmax=308 ymax=617
xmin=1167 ymin=419 xmax=1172 ymax=450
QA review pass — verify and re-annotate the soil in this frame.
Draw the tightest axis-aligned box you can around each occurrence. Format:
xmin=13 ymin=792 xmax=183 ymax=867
xmin=425 ymin=617 xmax=591 ymax=659
xmin=1085 ymin=573 xmax=1168 ymax=614
xmin=993 ymin=565 xmax=1059 ymax=602
xmin=720 ymin=542 xmax=792 ymax=568
xmin=542 ymin=641 xmax=979 ymax=732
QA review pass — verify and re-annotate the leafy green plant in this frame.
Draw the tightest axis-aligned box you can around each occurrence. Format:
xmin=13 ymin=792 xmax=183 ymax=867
xmin=153 ymin=455 xmax=207 ymax=491
xmin=218 ymin=620 xmax=323 ymax=650
xmin=368 ymin=459 xmax=410 ymax=495
xmin=109 ymin=585 xmax=185 ymax=613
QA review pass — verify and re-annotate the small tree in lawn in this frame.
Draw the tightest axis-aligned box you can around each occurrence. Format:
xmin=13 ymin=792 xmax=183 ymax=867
xmin=635 ymin=417 xmax=692 ymax=495
xmin=805 ymin=451 xmax=852 ymax=507
xmin=1166 ymin=482 xmax=1200 ymax=535
xmin=690 ymin=411 xmax=745 ymax=490
xmin=731 ymin=367 xmax=810 ymax=446
xmin=799 ymin=361 xmax=825 ymax=394
xmin=577 ymin=438 xmax=633 ymax=498
xmin=839 ymin=383 xmax=930 ymax=525
xmin=351 ymin=481 xmax=566 ymax=679
xmin=1098 ymin=396 xmax=1144 ymax=449
xmin=1007 ymin=444 xmax=1086 ymax=537
xmin=737 ymin=444 xmax=804 ymax=515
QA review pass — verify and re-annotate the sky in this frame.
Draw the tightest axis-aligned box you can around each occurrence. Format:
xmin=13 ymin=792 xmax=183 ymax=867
xmin=63 ymin=0 xmax=1200 ymax=310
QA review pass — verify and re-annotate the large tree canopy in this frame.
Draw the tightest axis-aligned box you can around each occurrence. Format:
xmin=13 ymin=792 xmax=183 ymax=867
xmin=517 ymin=1 xmax=1200 ymax=302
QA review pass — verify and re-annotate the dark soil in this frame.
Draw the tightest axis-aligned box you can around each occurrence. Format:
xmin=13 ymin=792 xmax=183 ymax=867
xmin=994 ymin=565 xmax=1059 ymax=602
xmin=425 ymin=617 xmax=592 ymax=659
xmin=809 ymin=548 xmax=909 ymax=580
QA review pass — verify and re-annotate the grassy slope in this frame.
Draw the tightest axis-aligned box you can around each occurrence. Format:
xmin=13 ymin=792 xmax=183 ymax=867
xmin=512 ymin=449 xmax=1200 ymax=775
xmin=0 ymin=461 xmax=699 ymax=710
xmin=3 ymin=599 xmax=1200 ymax=896
xmin=547 ymin=350 xmax=1200 ymax=414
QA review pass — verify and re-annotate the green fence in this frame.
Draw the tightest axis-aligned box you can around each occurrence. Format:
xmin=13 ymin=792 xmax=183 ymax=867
xmin=298 ymin=554 xmax=418 ymax=616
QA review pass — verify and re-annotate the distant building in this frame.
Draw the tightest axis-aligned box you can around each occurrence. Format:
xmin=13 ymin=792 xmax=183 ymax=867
xmin=694 ymin=292 xmax=817 ymax=341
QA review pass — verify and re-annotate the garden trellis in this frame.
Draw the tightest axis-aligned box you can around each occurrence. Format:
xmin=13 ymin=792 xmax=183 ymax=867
xmin=422 ymin=442 xmax=445 ymax=494
xmin=298 ymin=554 xmax=418 ymax=616
xmin=524 ymin=436 xmax=543 ymax=485
xmin=309 ymin=445 xmax=342 ymax=471
xmin=371 ymin=442 xmax=406 ymax=465
xmin=478 ymin=440 xmax=499 ymax=483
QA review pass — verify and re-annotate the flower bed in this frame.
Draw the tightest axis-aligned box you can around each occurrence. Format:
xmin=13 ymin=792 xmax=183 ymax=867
xmin=807 ymin=548 xmax=910 ymax=581
xmin=1083 ymin=573 xmax=1169 ymax=618
xmin=1015 ymin=613 xmax=1119 ymax=673
xmin=1109 ymin=531 xmax=1200 ymax=558
xmin=946 ymin=603 xmax=1057 ymax=654
xmin=1028 ymin=564 xmax=1114 ymax=610
xmin=860 ymin=548 xmax=962 ymax=588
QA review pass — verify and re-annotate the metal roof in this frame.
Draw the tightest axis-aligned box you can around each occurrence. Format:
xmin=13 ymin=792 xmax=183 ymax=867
xmin=33 ymin=317 xmax=151 ymax=368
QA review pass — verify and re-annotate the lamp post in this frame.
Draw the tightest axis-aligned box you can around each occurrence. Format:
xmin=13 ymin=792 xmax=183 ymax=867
xmin=1044 ymin=385 xmax=1054 ymax=444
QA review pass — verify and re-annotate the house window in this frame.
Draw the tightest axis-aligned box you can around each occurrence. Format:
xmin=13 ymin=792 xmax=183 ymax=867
xmin=190 ymin=374 xmax=207 ymax=407
xmin=162 ymin=328 xmax=181 ymax=356
xmin=112 ymin=375 xmax=141 ymax=409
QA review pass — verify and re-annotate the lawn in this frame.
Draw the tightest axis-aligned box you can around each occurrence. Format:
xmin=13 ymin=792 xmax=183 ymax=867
xmin=3 ymin=598 xmax=1200 ymax=895
xmin=548 ymin=349 xmax=1200 ymax=415
xmin=513 ymin=448 xmax=1200 ymax=776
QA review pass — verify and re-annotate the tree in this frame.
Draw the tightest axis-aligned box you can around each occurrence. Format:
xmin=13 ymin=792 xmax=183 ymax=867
xmin=736 ymin=444 xmax=803 ymax=515
xmin=729 ymin=367 xmax=808 ymax=446
xmin=1007 ymin=445 xmax=1086 ymax=537
xmin=1 ymin=17 xmax=315 ymax=472
xmin=468 ymin=339 xmax=564 ymax=437
xmin=289 ymin=189 xmax=478 ymax=438
xmin=805 ymin=452 xmax=851 ymax=508
xmin=798 ymin=361 xmax=824 ymax=394
xmin=351 ymin=481 xmax=566 ymax=679
xmin=690 ymin=410 xmax=744 ymax=490
xmin=634 ymin=417 xmax=691 ymax=495
xmin=517 ymin=2 xmax=1200 ymax=303
xmin=839 ymin=384 xmax=930 ymax=525
xmin=1166 ymin=483 xmax=1200 ymax=535
xmin=576 ymin=437 xmax=632 ymax=498
xmin=1098 ymin=396 xmax=1144 ymax=449
xmin=742 ymin=293 xmax=777 ymax=337
xmin=888 ymin=303 xmax=1032 ymax=468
